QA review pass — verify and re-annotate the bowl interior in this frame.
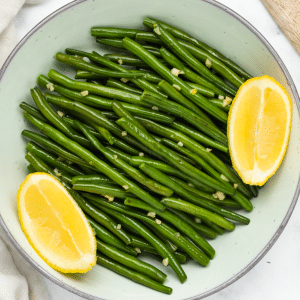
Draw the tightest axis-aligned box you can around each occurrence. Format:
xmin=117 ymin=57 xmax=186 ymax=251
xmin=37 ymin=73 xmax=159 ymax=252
xmin=0 ymin=0 xmax=299 ymax=299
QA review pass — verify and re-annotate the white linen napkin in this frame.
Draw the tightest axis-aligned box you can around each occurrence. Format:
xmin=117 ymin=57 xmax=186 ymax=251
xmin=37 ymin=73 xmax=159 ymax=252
xmin=0 ymin=0 xmax=43 ymax=67
xmin=0 ymin=227 xmax=50 ymax=300
xmin=0 ymin=227 xmax=49 ymax=300
xmin=0 ymin=1 xmax=50 ymax=299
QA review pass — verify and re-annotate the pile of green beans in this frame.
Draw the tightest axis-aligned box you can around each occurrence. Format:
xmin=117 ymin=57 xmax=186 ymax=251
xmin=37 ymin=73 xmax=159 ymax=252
xmin=19 ymin=17 xmax=261 ymax=294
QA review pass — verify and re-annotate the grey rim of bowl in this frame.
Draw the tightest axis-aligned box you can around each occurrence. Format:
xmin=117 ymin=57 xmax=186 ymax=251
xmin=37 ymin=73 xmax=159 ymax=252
xmin=0 ymin=0 xmax=299 ymax=299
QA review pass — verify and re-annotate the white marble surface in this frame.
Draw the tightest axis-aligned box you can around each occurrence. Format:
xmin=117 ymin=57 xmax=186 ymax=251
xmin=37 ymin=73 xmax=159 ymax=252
xmin=13 ymin=0 xmax=300 ymax=299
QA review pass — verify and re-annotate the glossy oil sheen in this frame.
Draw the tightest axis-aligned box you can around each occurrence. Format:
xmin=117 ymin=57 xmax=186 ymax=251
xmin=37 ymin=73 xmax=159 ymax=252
xmin=0 ymin=0 xmax=299 ymax=299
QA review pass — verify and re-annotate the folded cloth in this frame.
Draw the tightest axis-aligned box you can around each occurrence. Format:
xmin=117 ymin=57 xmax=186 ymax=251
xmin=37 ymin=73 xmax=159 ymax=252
xmin=0 ymin=3 xmax=50 ymax=299
xmin=0 ymin=226 xmax=50 ymax=300
xmin=0 ymin=0 xmax=44 ymax=67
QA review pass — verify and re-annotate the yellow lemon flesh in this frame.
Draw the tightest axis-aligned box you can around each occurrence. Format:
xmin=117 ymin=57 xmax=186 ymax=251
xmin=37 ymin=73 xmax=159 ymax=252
xmin=228 ymin=75 xmax=292 ymax=186
xmin=17 ymin=172 xmax=96 ymax=273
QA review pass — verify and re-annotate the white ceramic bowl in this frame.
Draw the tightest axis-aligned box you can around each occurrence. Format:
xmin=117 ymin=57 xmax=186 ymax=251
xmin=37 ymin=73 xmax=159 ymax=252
xmin=0 ymin=0 xmax=299 ymax=299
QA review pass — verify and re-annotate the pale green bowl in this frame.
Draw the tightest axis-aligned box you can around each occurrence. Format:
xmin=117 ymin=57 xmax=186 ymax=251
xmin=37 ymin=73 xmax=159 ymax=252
xmin=0 ymin=0 xmax=299 ymax=299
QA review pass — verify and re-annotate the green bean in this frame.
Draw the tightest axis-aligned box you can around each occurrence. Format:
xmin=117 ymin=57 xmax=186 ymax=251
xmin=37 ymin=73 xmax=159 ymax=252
xmin=159 ymin=47 xmax=227 ymax=97
xmin=86 ymin=122 xmax=140 ymax=155
xmin=135 ymin=32 xmax=163 ymax=44
xmin=117 ymin=221 xmax=140 ymax=236
xmin=52 ymin=168 xmax=73 ymax=185
xmin=72 ymin=174 xmax=114 ymax=184
xmin=129 ymin=152 xmax=196 ymax=170
xmin=111 ymin=100 xmax=149 ymax=134
xmin=72 ymin=111 xmax=166 ymax=160
xmin=39 ymin=75 xmax=118 ymax=107
xmin=208 ymin=98 xmax=231 ymax=112
xmin=19 ymin=102 xmax=49 ymax=123
xmin=111 ymin=100 xmax=196 ymax=168
xmin=106 ymin=146 xmax=131 ymax=163
xmin=128 ymin=138 xmax=196 ymax=166
xmin=75 ymin=70 xmax=105 ymax=80
xmin=96 ymin=37 xmax=130 ymax=48
xmin=87 ymin=79 xmax=104 ymax=85
xmin=151 ymin=23 xmax=237 ymax=95
xmin=73 ymin=182 xmax=131 ymax=199
xmin=39 ymin=76 xmax=173 ymax=124
xmin=97 ymin=125 xmax=114 ymax=145
xmin=139 ymin=163 xmax=248 ymax=225
xmin=96 ymin=239 xmax=167 ymax=283
xmin=173 ymin=252 xmax=188 ymax=263
xmin=183 ymin=177 xmax=215 ymax=193
xmin=124 ymin=197 xmax=215 ymax=259
xmin=25 ymin=151 xmax=132 ymax=244
xmin=89 ymin=198 xmax=210 ymax=267
xmin=48 ymin=69 xmax=144 ymax=105
xmin=65 ymin=49 xmax=167 ymax=98
xmin=26 ymin=142 xmax=84 ymax=176
xmin=31 ymin=87 xmax=93 ymax=149
xmin=169 ymin=120 xmax=228 ymax=152
xmin=200 ymin=219 xmax=225 ymax=235
xmin=43 ymin=93 xmax=167 ymax=161
xmin=122 ymin=37 xmax=228 ymax=123
xmin=128 ymin=234 xmax=158 ymax=252
xmin=73 ymin=200 xmax=132 ymax=245
xmin=56 ymin=53 xmax=146 ymax=79
xmin=100 ymin=111 xmax=119 ymax=119
xmin=141 ymin=91 xmax=228 ymax=145
xmin=146 ymin=225 xmax=178 ymax=252
xmin=129 ymin=156 xmax=194 ymax=179
xmin=187 ymin=82 xmax=215 ymax=97
xmin=136 ymin=117 xmax=252 ymax=202
xmin=75 ymin=120 xmax=173 ymax=198
xmin=103 ymin=54 xmax=168 ymax=69
xmin=24 ymin=113 xmax=166 ymax=211
xmin=111 ymin=152 xmax=203 ymax=193
xmin=45 ymin=89 xmax=173 ymax=124
xmin=117 ymin=117 xmax=235 ymax=195
xmin=87 ymin=216 xmax=137 ymax=256
xmin=96 ymin=254 xmax=172 ymax=294
xmin=165 ymin=173 xmax=221 ymax=202
xmin=169 ymin=176 xmax=241 ymax=208
xmin=106 ymin=78 xmax=143 ymax=95
xmin=27 ymin=164 xmax=36 ymax=173
xmin=63 ymin=116 xmax=144 ymax=157
xmin=143 ymin=17 xmax=252 ymax=80
xmin=91 ymin=27 xmax=145 ymax=38
xmin=22 ymin=130 xmax=95 ymax=169
xmin=50 ymin=166 xmax=83 ymax=186
xmin=248 ymin=185 xmax=259 ymax=198
xmin=167 ymin=208 xmax=217 ymax=239
xmin=129 ymin=235 xmax=187 ymax=263
xmin=177 ymin=40 xmax=244 ymax=88
xmin=64 ymin=116 xmax=135 ymax=154
xmin=157 ymin=80 xmax=208 ymax=117
xmin=112 ymin=101 xmax=195 ymax=165
xmin=132 ymin=70 xmax=164 ymax=84
xmin=161 ymin=198 xmax=234 ymax=231
xmin=93 ymin=51 xmax=167 ymax=97
xmin=96 ymin=38 xmax=162 ymax=57
xmin=86 ymin=201 xmax=186 ymax=283
xmin=161 ymin=138 xmax=231 ymax=183
xmin=72 ymin=175 xmax=114 ymax=185
xmin=213 ymin=150 xmax=233 ymax=166
xmin=160 ymin=139 xmax=252 ymax=211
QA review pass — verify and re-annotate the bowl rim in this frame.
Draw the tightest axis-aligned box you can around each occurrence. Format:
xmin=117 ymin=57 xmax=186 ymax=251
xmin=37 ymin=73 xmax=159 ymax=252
xmin=0 ymin=0 xmax=299 ymax=299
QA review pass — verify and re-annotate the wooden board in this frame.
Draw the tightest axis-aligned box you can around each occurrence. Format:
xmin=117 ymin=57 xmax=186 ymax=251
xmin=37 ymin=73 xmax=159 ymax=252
xmin=261 ymin=0 xmax=300 ymax=55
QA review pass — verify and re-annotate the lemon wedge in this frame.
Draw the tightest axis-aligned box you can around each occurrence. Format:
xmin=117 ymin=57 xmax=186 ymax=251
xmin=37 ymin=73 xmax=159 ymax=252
xmin=17 ymin=172 xmax=96 ymax=273
xmin=228 ymin=75 xmax=292 ymax=186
